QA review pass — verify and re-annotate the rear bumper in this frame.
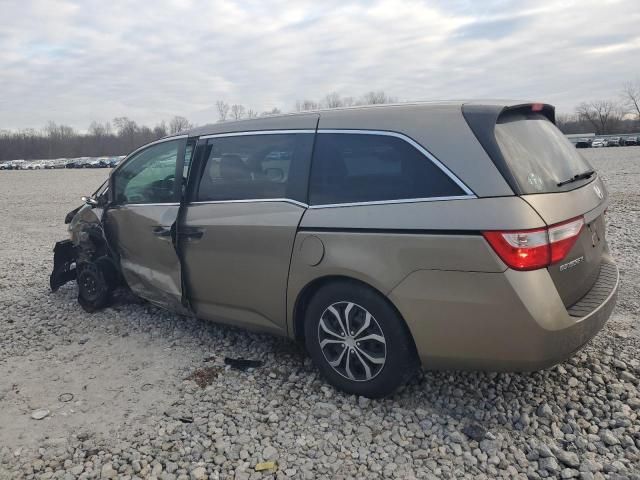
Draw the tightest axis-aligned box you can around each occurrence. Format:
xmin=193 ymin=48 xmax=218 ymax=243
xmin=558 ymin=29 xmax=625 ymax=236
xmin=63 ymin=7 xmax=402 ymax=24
xmin=388 ymin=255 xmax=618 ymax=371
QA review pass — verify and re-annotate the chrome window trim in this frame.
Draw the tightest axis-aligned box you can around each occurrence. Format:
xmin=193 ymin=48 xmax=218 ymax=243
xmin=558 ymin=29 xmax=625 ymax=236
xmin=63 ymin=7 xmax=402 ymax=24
xmin=200 ymin=129 xmax=315 ymax=140
xmin=186 ymin=128 xmax=476 ymax=209
xmin=190 ymin=198 xmax=308 ymax=208
xmin=124 ymin=202 xmax=181 ymax=207
xmin=308 ymin=195 xmax=473 ymax=209
xmin=187 ymin=196 xmax=475 ymax=209
xmin=316 ymin=129 xmax=476 ymax=197
xmin=119 ymin=134 xmax=188 ymax=165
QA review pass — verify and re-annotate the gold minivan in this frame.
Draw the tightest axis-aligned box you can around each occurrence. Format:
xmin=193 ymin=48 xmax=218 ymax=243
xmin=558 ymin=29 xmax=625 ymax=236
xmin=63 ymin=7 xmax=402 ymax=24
xmin=51 ymin=101 xmax=618 ymax=398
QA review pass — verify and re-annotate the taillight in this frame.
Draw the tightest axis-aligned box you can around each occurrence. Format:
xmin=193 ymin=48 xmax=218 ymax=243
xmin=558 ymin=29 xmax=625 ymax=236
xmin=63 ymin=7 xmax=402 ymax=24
xmin=483 ymin=217 xmax=584 ymax=271
xmin=548 ymin=217 xmax=584 ymax=263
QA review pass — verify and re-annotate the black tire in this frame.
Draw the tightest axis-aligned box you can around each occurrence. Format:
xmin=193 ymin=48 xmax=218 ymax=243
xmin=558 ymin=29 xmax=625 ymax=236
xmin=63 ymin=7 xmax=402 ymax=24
xmin=77 ymin=262 xmax=113 ymax=313
xmin=304 ymin=280 xmax=418 ymax=398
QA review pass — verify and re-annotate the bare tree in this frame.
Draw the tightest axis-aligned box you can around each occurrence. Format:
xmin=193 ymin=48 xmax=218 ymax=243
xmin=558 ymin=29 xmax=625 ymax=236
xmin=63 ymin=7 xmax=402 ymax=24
xmin=113 ymin=117 xmax=139 ymax=150
xmin=169 ymin=116 xmax=192 ymax=134
xmin=113 ymin=117 xmax=138 ymax=137
xmin=359 ymin=90 xmax=396 ymax=105
xmin=555 ymin=113 xmax=576 ymax=132
xmin=322 ymin=92 xmax=343 ymax=109
xmin=216 ymin=101 xmax=230 ymax=122
xmin=230 ymin=104 xmax=246 ymax=121
xmin=295 ymin=99 xmax=319 ymax=111
xmin=575 ymin=100 xmax=622 ymax=134
xmin=153 ymin=121 xmax=168 ymax=138
xmin=621 ymin=80 xmax=640 ymax=119
xmin=246 ymin=109 xmax=259 ymax=119
xmin=342 ymin=96 xmax=355 ymax=107
xmin=44 ymin=121 xmax=75 ymax=139
xmin=260 ymin=107 xmax=281 ymax=117
xmin=88 ymin=121 xmax=112 ymax=137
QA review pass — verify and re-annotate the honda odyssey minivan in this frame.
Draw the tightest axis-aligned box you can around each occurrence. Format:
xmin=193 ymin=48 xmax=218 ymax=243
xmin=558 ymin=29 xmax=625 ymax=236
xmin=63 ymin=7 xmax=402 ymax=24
xmin=51 ymin=101 xmax=618 ymax=398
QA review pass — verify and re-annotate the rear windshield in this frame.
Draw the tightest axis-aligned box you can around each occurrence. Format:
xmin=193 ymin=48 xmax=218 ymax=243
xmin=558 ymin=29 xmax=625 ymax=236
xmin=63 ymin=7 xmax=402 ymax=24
xmin=495 ymin=111 xmax=593 ymax=194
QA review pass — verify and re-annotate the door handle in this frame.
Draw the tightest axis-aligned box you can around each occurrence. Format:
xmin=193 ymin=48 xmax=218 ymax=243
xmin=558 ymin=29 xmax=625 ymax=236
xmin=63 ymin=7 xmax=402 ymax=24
xmin=179 ymin=227 xmax=204 ymax=239
xmin=152 ymin=226 xmax=172 ymax=237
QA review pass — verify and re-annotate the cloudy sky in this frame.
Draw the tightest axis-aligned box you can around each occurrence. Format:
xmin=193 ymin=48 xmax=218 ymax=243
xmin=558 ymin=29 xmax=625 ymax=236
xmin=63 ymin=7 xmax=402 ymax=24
xmin=1 ymin=0 xmax=639 ymax=130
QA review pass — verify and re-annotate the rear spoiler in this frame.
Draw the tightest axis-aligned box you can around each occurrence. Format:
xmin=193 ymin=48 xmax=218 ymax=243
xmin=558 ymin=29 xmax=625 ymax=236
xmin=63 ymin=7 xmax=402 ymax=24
xmin=462 ymin=103 xmax=555 ymax=195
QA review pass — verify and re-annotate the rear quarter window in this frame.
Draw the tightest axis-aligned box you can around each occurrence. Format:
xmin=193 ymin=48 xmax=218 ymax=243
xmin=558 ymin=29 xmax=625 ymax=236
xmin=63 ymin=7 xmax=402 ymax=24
xmin=309 ymin=133 xmax=465 ymax=205
xmin=495 ymin=112 xmax=593 ymax=194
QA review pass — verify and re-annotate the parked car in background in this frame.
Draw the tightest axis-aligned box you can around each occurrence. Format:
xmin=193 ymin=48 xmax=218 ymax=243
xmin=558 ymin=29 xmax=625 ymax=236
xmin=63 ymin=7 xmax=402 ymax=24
xmin=607 ymin=137 xmax=621 ymax=147
xmin=51 ymin=101 xmax=618 ymax=398
xmin=622 ymin=136 xmax=637 ymax=146
xmin=591 ymin=138 xmax=608 ymax=148
xmin=575 ymin=138 xmax=591 ymax=148
xmin=0 ymin=162 xmax=9 ymax=170
xmin=86 ymin=159 xmax=104 ymax=168
xmin=26 ymin=162 xmax=46 ymax=169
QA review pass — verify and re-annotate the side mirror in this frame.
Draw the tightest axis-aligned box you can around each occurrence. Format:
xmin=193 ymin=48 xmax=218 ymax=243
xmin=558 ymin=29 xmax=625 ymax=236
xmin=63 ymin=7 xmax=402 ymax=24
xmin=81 ymin=195 xmax=100 ymax=207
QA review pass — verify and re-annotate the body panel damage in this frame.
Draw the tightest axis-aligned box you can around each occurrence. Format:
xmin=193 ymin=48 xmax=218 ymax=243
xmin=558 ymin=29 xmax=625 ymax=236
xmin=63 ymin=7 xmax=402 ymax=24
xmin=50 ymin=204 xmax=121 ymax=312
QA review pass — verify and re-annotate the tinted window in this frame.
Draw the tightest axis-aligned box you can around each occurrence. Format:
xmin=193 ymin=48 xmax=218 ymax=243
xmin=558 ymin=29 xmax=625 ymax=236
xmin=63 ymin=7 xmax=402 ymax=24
xmin=309 ymin=133 xmax=465 ymax=205
xmin=113 ymin=139 xmax=180 ymax=204
xmin=495 ymin=112 xmax=593 ymax=194
xmin=196 ymin=133 xmax=313 ymax=202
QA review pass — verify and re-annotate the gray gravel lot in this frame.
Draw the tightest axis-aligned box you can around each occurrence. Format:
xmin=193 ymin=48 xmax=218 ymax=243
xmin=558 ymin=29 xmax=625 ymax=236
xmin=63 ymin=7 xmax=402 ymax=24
xmin=0 ymin=148 xmax=639 ymax=480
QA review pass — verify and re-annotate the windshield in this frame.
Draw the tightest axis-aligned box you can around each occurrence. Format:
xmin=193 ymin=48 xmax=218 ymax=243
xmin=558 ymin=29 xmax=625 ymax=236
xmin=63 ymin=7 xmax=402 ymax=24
xmin=495 ymin=111 xmax=593 ymax=194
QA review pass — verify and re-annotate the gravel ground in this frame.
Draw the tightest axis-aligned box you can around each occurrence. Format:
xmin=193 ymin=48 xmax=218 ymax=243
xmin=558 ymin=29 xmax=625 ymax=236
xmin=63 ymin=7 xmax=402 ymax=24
xmin=0 ymin=148 xmax=639 ymax=480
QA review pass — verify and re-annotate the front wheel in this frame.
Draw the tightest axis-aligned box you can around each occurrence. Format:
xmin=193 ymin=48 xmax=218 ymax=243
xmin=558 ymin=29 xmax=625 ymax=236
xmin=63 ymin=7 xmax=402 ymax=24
xmin=77 ymin=261 xmax=114 ymax=312
xmin=304 ymin=281 xmax=418 ymax=398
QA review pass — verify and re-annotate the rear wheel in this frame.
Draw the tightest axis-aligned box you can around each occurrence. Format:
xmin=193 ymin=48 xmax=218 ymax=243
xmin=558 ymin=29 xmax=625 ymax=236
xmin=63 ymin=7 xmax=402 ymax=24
xmin=304 ymin=280 xmax=418 ymax=398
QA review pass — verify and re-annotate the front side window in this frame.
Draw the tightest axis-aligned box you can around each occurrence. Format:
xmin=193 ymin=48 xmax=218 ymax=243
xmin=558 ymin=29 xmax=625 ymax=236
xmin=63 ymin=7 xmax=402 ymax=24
xmin=113 ymin=139 xmax=181 ymax=204
xmin=309 ymin=133 xmax=465 ymax=205
xmin=196 ymin=133 xmax=314 ymax=202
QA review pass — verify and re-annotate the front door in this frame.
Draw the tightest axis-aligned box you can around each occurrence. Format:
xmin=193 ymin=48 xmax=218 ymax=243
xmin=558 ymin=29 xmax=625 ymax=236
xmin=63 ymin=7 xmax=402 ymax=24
xmin=181 ymin=131 xmax=315 ymax=334
xmin=104 ymin=137 xmax=189 ymax=313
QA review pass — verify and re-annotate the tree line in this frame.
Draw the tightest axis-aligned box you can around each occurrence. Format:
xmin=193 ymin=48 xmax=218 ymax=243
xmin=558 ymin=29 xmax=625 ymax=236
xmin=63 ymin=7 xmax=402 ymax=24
xmin=556 ymin=81 xmax=640 ymax=135
xmin=0 ymin=116 xmax=193 ymax=161
xmin=1 ymin=84 xmax=638 ymax=161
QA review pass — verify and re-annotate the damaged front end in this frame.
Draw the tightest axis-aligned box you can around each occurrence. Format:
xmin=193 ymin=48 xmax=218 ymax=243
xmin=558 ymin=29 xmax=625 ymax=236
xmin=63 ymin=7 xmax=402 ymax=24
xmin=50 ymin=239 xmax=77 ymax=292
xmin=49 ymin=204 xmax=84 ymax=292
xmin=50 ymin=202 xmax=121 ymax=312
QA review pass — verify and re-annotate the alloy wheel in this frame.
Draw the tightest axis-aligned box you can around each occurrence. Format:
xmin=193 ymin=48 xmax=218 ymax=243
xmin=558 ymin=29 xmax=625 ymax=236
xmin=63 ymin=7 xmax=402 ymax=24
xmin=317 ymin=301 xmax=387 ymax=381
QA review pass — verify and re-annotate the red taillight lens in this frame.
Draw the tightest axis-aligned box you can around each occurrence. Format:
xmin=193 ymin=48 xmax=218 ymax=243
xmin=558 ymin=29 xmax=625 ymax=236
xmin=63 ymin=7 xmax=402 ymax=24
xmin=482 ymin=216 xmax=584 ymax=271
xmin=482 ymin=228 xmax=550 ymax=270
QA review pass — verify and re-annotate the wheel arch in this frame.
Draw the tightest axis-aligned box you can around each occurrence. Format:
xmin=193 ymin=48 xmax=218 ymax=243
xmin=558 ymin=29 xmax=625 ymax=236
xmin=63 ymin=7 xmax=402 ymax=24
xmin=291 ymin=275 xmax=419 ymax=358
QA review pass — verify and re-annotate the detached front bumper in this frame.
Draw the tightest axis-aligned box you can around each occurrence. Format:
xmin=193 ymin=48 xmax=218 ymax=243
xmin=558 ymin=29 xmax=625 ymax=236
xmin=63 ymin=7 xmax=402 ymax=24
xmin=50 ymin=240 xmax=77 ymax=291
xmin=388 ymin=255 xmax=619 ymax=371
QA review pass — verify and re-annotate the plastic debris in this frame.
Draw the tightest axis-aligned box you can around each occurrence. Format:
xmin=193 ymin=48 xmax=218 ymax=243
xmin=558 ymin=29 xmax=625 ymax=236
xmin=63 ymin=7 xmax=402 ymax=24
xmin=31 ymin=409 xmax=50 ymax=420
xmin=224 ymin=357 xmax=263 ymax=371
xmin=255 ymin=461 xmax=277 ymax=472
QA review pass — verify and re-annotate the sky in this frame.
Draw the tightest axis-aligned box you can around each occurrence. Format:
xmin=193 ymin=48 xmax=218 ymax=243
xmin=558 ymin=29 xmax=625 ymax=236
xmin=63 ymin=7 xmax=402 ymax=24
xmin=0 ymin=0 xmax=639 ymax=130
